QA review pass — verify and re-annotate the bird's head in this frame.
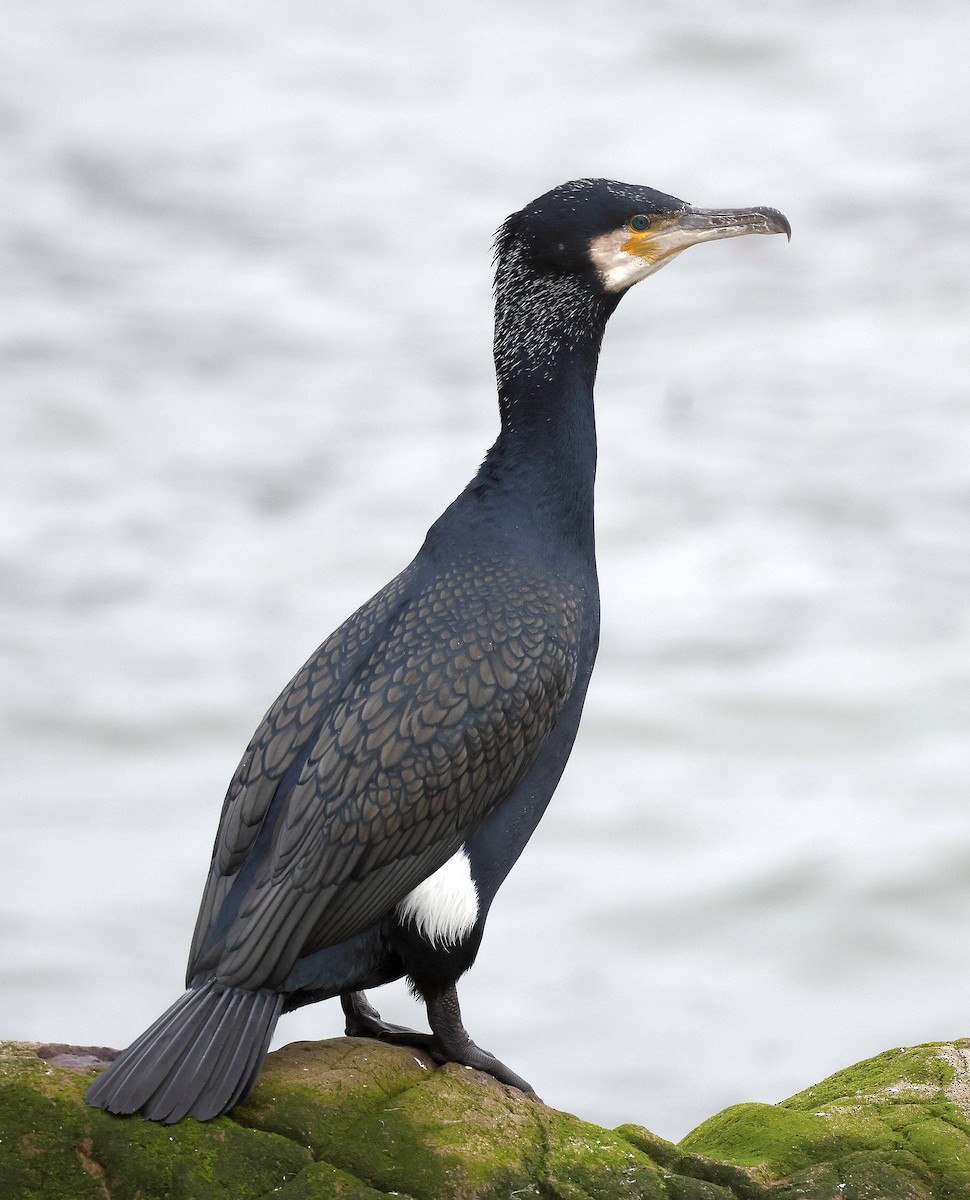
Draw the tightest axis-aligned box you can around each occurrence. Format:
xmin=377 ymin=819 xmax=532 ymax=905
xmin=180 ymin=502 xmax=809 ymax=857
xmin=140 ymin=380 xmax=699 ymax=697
xmin=497 ymin=178 xmax=790 ymax=295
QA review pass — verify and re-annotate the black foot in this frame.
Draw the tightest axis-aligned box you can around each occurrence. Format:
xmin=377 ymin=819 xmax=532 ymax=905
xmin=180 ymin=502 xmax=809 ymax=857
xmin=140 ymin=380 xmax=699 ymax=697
xmin=340 ymin=991 xmax=434 ymax=1052
xmin=425 ymin=985 xmax=538 ymax=1097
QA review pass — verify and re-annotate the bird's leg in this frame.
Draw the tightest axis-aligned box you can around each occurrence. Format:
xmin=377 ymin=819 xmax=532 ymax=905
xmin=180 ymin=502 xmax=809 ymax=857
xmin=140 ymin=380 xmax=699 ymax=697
xmin=340 ymin=991 xmax=433 ymax=1049
xmin=424 ymin=984 xmax=537 ymax=1096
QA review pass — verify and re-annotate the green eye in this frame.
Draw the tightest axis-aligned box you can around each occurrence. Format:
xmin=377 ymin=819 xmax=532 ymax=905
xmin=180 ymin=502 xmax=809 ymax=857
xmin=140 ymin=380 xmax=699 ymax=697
xmin=629 ymin=214 xmax=651 ymax=232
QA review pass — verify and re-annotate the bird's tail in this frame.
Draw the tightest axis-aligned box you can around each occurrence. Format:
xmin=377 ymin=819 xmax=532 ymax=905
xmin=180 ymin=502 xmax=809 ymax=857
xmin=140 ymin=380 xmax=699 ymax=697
xmin=85 ymin=980 xmax=283 ymax=1123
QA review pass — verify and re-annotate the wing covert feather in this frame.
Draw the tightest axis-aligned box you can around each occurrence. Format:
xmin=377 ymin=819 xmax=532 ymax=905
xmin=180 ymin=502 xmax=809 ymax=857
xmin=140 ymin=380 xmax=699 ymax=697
xmin=187 ymin=562 xmax=419 ymax=975
xmin=192 ymin=553 xmax=585 ymax=990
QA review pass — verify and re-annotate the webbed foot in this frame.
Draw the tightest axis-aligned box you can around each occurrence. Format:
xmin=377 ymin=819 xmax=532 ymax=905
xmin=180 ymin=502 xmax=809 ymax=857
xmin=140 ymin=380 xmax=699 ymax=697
xmin=341 ymin=986 xmax=538 ymax=1098
xmin=425 ymin=985 xmax=538 ymax=1096
xmin=340 ymin=990 xmax=434 ymax=1051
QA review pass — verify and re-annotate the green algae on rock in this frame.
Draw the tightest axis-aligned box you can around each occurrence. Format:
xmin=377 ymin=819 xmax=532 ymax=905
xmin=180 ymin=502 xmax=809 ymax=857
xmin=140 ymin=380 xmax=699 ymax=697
xmin=0 ymin=1040 xmax=312 ymax=1200
xmin=232 ymin=1039 xmax=669 ymax=1199
xmin=682 ymin=1039 xmax=970 ymax=1198
xmin=3 ymin=1036 xmax=970 ymax=1198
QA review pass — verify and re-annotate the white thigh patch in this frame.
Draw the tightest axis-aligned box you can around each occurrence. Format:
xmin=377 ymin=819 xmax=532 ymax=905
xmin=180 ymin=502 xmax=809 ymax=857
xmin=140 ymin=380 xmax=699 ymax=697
xmin=396 ymin=848 xmax=479 ymax=947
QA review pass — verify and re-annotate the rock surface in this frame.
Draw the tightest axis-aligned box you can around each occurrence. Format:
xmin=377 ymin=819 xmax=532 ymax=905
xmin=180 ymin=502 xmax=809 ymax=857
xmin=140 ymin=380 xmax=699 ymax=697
xmin=3 ymin=1035 xmax=970 ymax=1198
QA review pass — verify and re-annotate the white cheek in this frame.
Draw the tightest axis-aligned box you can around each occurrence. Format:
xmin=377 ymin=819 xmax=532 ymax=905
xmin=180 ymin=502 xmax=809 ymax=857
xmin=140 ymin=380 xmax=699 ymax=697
xmin=588 ymin=229 xmax=665 ymax=293
xmin=596 ymin=250 xmax=666 ymax=292
xmin=589 ymin=227 xmax=691 ymax=293
xmin=396 ymin=847 xmax=479 ymax=947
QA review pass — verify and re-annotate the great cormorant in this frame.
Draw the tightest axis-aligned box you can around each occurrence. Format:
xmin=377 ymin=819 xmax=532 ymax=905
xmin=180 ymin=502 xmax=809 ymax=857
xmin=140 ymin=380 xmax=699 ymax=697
xmin=86 ymin=178 xmax=789 ymax=1123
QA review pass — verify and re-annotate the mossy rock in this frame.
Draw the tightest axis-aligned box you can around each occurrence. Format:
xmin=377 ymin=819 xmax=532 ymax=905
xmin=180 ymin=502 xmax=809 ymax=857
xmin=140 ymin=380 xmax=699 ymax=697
xmin=3 ymin=1036 xmax=970 ymax=1198
xmin=682 ymin=1039 xmax=970 ymax=1198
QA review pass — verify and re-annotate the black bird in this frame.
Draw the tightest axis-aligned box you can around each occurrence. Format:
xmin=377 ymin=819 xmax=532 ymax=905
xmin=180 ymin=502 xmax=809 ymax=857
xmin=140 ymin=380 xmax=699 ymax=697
xmin=86 ymin=178 xmax=789 ymax=1123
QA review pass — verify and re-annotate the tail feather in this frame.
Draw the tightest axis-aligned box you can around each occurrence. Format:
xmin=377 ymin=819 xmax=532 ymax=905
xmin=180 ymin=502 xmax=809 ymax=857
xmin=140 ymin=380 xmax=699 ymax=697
xmin=85 ymin=981 xmax=283 ymax=1123
xmin=88 ymin=987 xmax=201 ymax=1103
xmin=216 ymin=993 xmax=279 ymax=1115
xmin=138 ymin=988 xmax=247 ymax=1123
xmin=186 ymin=992 xmax=254 ymax=1119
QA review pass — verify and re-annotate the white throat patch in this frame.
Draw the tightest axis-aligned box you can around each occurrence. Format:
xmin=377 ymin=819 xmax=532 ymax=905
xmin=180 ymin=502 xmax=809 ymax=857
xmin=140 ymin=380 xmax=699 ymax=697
xmin=397 ymin=848 xmax=479 ymax=947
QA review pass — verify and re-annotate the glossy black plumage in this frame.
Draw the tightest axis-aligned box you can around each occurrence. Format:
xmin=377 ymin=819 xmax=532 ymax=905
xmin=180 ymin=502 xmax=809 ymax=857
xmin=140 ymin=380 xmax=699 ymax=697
xmin=191 ymin=553 xmax=583 ymax=991
xmin=86 ymin=178 xmax=789 ymax=1122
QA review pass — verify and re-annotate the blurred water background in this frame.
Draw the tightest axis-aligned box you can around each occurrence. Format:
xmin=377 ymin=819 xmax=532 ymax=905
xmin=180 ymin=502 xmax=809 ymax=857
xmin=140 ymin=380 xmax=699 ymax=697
xmin=3 ymin=0 xmax=969 ymax=1142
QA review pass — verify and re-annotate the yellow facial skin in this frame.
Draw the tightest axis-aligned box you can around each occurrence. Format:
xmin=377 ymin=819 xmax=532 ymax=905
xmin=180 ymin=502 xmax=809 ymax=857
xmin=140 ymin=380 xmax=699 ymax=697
xmin=620 ymin=214 xmax=690 ymax=267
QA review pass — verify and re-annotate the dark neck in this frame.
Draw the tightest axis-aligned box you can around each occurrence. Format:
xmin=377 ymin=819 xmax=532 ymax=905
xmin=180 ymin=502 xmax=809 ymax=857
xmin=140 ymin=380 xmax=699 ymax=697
xmin=470 ymin=242 xmax=619 ymax=553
